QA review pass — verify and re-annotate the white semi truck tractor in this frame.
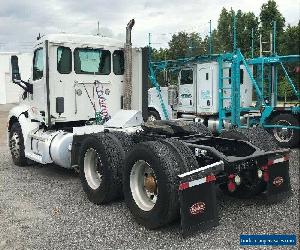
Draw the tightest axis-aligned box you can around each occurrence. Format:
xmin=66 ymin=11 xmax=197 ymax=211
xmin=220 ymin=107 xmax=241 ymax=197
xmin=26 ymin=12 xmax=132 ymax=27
xmin=147 ymin=63 xmax=253 ymax=128
xmin=7 ymin=20 xmax=292 ymax=235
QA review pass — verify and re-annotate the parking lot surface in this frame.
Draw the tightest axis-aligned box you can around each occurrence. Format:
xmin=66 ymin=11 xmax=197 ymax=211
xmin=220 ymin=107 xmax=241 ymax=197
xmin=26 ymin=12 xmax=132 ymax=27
xmin=0 ymin=104 xmax=299 ymax=250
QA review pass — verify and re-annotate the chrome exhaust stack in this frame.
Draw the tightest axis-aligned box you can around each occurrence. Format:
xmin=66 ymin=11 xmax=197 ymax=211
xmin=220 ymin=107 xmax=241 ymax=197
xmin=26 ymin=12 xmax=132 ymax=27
xmin=126 ymin=19 xmax=135 ymax=45
xmin=124 ymin=19 xmax=135 ymax=110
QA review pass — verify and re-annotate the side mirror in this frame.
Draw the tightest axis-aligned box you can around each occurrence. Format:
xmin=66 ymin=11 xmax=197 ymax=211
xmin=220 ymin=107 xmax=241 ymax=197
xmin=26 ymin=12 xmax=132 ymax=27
xmin=11 ymin=55 xmax=21 ymax=82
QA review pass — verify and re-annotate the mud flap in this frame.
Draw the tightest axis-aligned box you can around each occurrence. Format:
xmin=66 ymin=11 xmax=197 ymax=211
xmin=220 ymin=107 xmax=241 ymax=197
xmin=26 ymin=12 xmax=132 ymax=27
xmin=178 ymin=161 xmax=224 ymax=236
xmin=263 ymin=158 xmax=292 ymax=202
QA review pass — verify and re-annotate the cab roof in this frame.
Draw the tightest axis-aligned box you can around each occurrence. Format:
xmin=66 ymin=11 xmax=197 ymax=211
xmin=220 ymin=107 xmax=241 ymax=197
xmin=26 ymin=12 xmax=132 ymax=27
xmin=35 ymin=33 xmax=124 ymax=48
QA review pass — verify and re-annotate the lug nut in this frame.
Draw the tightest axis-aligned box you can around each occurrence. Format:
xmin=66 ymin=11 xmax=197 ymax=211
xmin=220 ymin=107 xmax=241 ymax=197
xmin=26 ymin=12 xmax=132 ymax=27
xmin=257 ymin=169 xmax=263 ymax=179
xmin=234 ymin=175 xmax=241 ymax=185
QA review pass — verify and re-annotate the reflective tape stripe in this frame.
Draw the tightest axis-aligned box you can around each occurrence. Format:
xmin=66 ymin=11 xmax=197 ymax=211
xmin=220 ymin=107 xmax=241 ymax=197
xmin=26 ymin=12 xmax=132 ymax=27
xmin=273 ymin=157 xmax=288 ymax=164
xmin=268 ymin=155 xmax=289 ymax=166
xmin=189 ymin=177 xmax=206 ymax=188
xmin=179 ymin=174 xmax=216 ymax=190
xmin=178 ymin=160 xmax=224 ymax=178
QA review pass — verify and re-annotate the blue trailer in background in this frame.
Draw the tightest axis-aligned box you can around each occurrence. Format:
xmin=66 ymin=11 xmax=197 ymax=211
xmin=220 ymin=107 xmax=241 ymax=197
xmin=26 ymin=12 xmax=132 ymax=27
xmin=147 ymin=19 xmax=300 ymax=147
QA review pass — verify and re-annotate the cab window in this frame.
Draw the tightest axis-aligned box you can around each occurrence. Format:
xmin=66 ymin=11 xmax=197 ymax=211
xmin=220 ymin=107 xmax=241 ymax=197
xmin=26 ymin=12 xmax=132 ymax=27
xmin=113 ymin=50 xmax=124 ymax=75
xmin=57 ymin=46 xmax=72 ymax=74
xmin=74 ymin=48 xmax=111 ymax=75
xmin=180 ymin=69 xmax=193 ymax=85
xmin=33 ymin=48 xmax=44 ymax=80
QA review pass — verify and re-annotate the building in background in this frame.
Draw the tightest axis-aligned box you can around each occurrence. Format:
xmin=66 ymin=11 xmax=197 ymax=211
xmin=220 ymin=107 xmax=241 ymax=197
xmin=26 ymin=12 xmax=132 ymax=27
xmin=0 ymin=52 xmax=32 ymax=104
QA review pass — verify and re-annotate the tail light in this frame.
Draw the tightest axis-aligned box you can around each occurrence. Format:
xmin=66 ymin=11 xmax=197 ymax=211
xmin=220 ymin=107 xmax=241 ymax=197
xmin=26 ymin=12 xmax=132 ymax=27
xmin=228 ymin=181 xmax=236 ymax=192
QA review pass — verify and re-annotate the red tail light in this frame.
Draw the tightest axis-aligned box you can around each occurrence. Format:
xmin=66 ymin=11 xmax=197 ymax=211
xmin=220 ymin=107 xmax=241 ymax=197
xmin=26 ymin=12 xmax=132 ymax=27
xmin=206 ymin=175 xmax=216 ymax=183
xmin=263 ymin=171 xmax=269 ymax=182
xmin=179 ymin=182 xmax=189 ymax=191
xmin=228 ymin=181 xmax=236 ymax=192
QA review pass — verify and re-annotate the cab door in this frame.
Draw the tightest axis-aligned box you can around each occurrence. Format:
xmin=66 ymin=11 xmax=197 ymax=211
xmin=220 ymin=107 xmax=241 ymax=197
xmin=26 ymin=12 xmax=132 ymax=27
xmin=32 ymin=46 xmax=47 ymax=115
xmin=50 ymin=45 xmax=83 ymax=122
xmin=177 ymin=68 xmax=195 ymax=113
xmin=196 ymin=66 xmax=213 ymax=113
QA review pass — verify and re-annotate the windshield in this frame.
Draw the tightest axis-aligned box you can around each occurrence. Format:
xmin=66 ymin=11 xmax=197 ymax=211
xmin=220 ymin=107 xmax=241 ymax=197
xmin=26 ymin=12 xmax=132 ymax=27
xmin=180 ymin=69 xmax=193 ymax=85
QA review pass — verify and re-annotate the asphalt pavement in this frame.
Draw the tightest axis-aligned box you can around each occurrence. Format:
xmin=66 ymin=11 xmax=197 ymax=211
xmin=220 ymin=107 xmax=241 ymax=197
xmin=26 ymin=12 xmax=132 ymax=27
xmin=0 ymin=104 xmax=299 ymax=250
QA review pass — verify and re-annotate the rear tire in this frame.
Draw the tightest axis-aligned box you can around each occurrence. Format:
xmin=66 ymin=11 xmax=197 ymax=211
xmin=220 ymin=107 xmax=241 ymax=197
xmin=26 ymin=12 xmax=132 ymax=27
xmin=270 ymin=113 xmax=299 ymax=148
xmin=79 ymin=133 xmax=130 ymax=204
xmin=9 ymin=122 xmax=27 ymax=166
xmin=176 ymin=121 xmax=212 ymax=136
xmin=123 ymin=140 xmax=197 ymax=229
xmin=220 ymin=127 xmax=280 ymax=151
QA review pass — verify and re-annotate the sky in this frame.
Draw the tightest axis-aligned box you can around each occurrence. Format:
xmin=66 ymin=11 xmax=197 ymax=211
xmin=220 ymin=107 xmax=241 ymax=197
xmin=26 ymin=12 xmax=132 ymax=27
xmin=0 ymin=0 xmax=299 ymax=52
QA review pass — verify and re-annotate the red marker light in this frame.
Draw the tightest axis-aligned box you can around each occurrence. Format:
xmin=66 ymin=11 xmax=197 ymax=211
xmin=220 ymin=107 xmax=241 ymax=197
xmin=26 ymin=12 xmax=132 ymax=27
xmin=228 ymin=181 xmax=236 ymax=192
xmin=179 ymin=182 xmax=189 ymax=191
xmin=263 ymin=171 xmax=269 ymax=182
xmin=206 ymin=175 xmax=216 ymax=183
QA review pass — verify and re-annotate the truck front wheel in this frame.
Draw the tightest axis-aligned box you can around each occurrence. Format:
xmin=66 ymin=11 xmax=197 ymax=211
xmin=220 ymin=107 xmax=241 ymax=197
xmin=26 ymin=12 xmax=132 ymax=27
xmin=9 ymin=122 xmax=27 ymax=166
xmin=270 ymin=113 xmax=299 ymax=148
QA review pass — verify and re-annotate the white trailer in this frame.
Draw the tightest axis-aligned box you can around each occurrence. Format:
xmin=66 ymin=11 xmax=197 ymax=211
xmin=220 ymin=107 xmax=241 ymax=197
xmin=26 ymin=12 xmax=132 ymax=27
xmin=0 ymin=52 xmax=31 ymax=104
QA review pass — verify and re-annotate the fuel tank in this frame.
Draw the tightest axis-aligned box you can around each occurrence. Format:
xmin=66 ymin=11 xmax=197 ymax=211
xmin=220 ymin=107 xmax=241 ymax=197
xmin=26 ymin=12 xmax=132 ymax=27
xmin=29 ymin=130 xmax=73 ymax=168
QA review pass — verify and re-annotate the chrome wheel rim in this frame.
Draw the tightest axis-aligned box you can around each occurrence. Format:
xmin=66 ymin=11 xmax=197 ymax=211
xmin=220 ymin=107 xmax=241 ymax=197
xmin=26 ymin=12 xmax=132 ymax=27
xmin=130 ymin=160 xmax=158 ymax=211
xmin=147 ymin=115 xmax=157 ymax=122
xmin=273 ymin=120 xmax=293 ymax=143
xmin=84 ymin=148 xmax=102 ymax=190
xmin=10 ymin=132 xmax=20 ymax=159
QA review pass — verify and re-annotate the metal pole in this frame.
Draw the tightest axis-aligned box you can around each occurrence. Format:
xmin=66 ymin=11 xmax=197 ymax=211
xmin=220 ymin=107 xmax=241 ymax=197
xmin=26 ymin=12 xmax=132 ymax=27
xmin=271 ymin=63 xmax=276 ymax=106
xmin=251 ymin=28 xmax=254 ymax=58
xmin=270 ymin=32 xmax=273 ymax=56
xmin=259 ymin=34 xmax=262 ymax=57
xmin=148 ymin=33 xmax=151 ymax=47
xmin=209 ymin=20 xmax=212 ymax=56
xmin=273 ymin=21 xmax=276 ymax=55
xmin=148 ymin=33 xmax=152 ymax=63
xmin=233 ymin=14 xmax=237 ymax=51
xmin=270 ymin=21 xmax=277 ymax=106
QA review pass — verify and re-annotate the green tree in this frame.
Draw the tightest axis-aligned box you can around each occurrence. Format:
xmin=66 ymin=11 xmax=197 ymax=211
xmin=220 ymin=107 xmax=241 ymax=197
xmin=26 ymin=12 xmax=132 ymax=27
xmin=214 ymin=8 xmax=259 ymax=56
xmin=167 ymin=32 xmax=206 ymax=59
xmin=168 ymin=32 xmax=189 ymax=59
xmin=151 ymin=48 xmax=169 ymax=61
xmin=236 ymin=11 xmax=260 ymax=57
xmin=279 ymin=22 xmax=300 ymax=55
xmin=259 ymin=0 xmax=285 ymax=54
xmin=277 ymin=78 xmax=295 ymax=100
xmin=216 ymin=8 xmax=233 ymax=53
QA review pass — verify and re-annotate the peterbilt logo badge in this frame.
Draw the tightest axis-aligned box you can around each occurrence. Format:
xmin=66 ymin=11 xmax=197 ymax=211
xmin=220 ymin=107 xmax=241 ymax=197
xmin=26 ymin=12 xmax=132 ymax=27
xmin=190 ymin=202 xmax=206 ymax=215
xmin=273 ymin=176 xmax=284 ymax=187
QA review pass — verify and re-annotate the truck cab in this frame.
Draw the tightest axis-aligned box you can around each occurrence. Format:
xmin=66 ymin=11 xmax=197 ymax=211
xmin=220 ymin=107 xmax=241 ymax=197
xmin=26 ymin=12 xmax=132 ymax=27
xmin=176 ymin=62 xmax=253 ymax=116
xmin=145 ymin=60 xmax=254 ymax=132
xmin=19 ymin=34 xmax=128 ymax=125
xmin=7 ymin=22 xmax=148 ymax=167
